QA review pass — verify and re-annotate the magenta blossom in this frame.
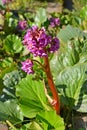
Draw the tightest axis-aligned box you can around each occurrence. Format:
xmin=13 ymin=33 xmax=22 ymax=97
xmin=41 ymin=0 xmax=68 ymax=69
xmin=21 ymin=59 xmax=34 ymax=74
xmin=23 ymin=26 xmax=52 ymax=57
xmin=2 ymin=0 xmax=12 ymax=4
xmin=49 ymin=17 xmax=60 ymax=27
xmin=17 ymin=20 xmax=28 ymax=30
xmin=22 ymin=26 xmax=60 ymax=74
xmin=49 ymin=38 xmax=60 ymax=53
xmin=23 ymin=26 xmax=59 ymax=57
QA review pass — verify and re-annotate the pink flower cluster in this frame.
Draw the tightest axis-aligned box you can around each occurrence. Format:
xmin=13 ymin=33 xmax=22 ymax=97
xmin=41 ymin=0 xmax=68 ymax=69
xmin=49 ymin=38 xmax=60 ymax=53
xmin=21 ymin=59 xmax=34 ymax=74
xmin=49 ymin=17 xmax=60 ymax=27
xmin=21 ymin=26 xmax=60 ymax=74
xmin=17 ymin=20 xmax=28 ymax=31
xmin=2 ymin=0 xmax=12 ymax=4
xmin=23 ymin=26 xmax=60 ymax=57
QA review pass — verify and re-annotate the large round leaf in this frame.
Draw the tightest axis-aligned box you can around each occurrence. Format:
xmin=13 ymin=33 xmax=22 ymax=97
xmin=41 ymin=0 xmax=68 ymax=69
xmin=80 ymin=5 xmax=87 ymax=20
xmin=58 ymin=25 xmax=87 ymax=43
xmin=37 ymin=110 xmax=65 ymax=130
xmin=55 ymin=63 xmax=87 ymax=112
xmin=4 ymin=34 xmax=23 ymax=54
xmin=34 ymin=8 xmax=47 ymax=27
xmin=50 ymin=40 xmax=79 ymax=77
xmin=0 ymin=100 xmax=23 ymax=123
xmin=16 ymin=75 xmax=51 ymax=118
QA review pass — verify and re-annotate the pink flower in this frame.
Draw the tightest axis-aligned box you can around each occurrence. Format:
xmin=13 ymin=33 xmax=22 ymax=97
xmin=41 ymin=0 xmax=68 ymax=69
xmin=21 ymin=26 xmax=60 ymax=74
xmin=2 ymin=0 xmax=12 ymax=4
xmin=17 ymin=20 xmax=28 ymax=30
xmin=21 ymin=59 xmax=34 ymax=74
xmin=23 ymin=26 xmax=60 ymax=57
xmin=49 ymin=17 xmax=60 ymax=27
xmin=49 ymin=38 xmax=60 ymax=53
xmin=23 ymin=26 xmax=52 ymax=57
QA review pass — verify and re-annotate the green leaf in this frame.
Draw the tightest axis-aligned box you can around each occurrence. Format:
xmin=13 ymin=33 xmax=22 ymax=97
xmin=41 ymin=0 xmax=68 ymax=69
xmin=1 ymin=57 xmax=13 ymax=68
xmin=0 ymin=0 xmax=3 ymax=6
xmin=0 ymin=100 xmax=23 ymax=123
xmin=50 ymin=40 xmax=79 ymax=77
xmin=50 ymin=37 xmax=87 ymax=78
xmin=20 ymin=122 xmax=43 ymax=130
xmin=37 ymin=110 xmax=65 ymax=130
xmin=4 ymin=34 xmax=23 ymax=54
xmin=16 ymin=75 xmax=51 ymax=118
xmin=0 ymin=70 xmax=23 ymax=101
xmin=58 ymin=25 xmax=87 ymax=43
xmin=0 ymin=78 xmax=4 ymax=94
xmin=0 ymin=64 xmax=16 ymax=78
xmin=28 ymin=122 xmax=43 ymax=130
xmin=55 ymin=63 xmax=87 ymax=112
xmin=80 ymin=5 xmax=87 ymax=20
xmin=3 ymin=70 xmax=23 ymax=88
xmin=34 ymin=8 xmax=47 ymax=27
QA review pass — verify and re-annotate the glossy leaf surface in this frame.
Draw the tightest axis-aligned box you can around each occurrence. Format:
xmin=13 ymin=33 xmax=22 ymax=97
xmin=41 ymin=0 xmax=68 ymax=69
xmin=16 ymin=75 xmax=51 ymax=118
xmin=37 ymin=110 xmax=65 ymax=130
xmin=55 ymin=63 xmax=87 ymax=112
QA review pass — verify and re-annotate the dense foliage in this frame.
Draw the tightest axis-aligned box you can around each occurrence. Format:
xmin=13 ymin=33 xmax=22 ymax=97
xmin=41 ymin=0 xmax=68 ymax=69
xmin=0 ymin=0 xmax=87 ymax=130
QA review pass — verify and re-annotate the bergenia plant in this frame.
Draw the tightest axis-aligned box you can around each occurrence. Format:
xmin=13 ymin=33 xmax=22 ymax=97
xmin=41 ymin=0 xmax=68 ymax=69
xmin=21 ymin=25 xmax=60 ymax=114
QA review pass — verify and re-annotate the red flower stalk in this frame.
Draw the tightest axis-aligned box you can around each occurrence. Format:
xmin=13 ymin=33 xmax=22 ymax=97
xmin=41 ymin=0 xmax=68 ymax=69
xmin=44 ymin=56 xmax=60 ymax=114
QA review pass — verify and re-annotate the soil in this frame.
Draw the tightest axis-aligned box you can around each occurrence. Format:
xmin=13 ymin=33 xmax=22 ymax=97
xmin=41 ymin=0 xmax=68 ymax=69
xmin=0 ymin=124 xmax=8 ymax=130
xmin=73 ymin=114 xmax=87 ymax=130
xmin=46 ymin=2 xmax=63 ymax=13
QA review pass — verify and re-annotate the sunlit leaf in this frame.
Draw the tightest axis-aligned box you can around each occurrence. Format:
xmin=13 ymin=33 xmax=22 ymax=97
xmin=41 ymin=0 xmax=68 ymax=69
xmin=34 ymin=8 xmax=47 ymax=27
xmin=20 ymin=122 xmax=43 ymax=130
xmin=0 ymin=100 xmax=23 ymax=123
xmin=58 ymin=25 xmax=87 ymax=43
xmin=55 ymin=63 xmax=87 ymax=112
xmin=0 ymin=70 xmax=23 ymax=101
xmin=16 ymin=75 xmax=51 ymax=118
xmin=37 ymin=110 xmax=65 ymax=130
xmin=80 ymin=5 xmax=87 ymax=20
xmin=4 ymin=34 xmax=23 ymax=54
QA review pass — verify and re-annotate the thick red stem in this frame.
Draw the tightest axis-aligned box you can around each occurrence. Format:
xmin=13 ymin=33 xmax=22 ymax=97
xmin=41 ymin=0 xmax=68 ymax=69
xmin=44 ymin=56 xmax=60 ymax=114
